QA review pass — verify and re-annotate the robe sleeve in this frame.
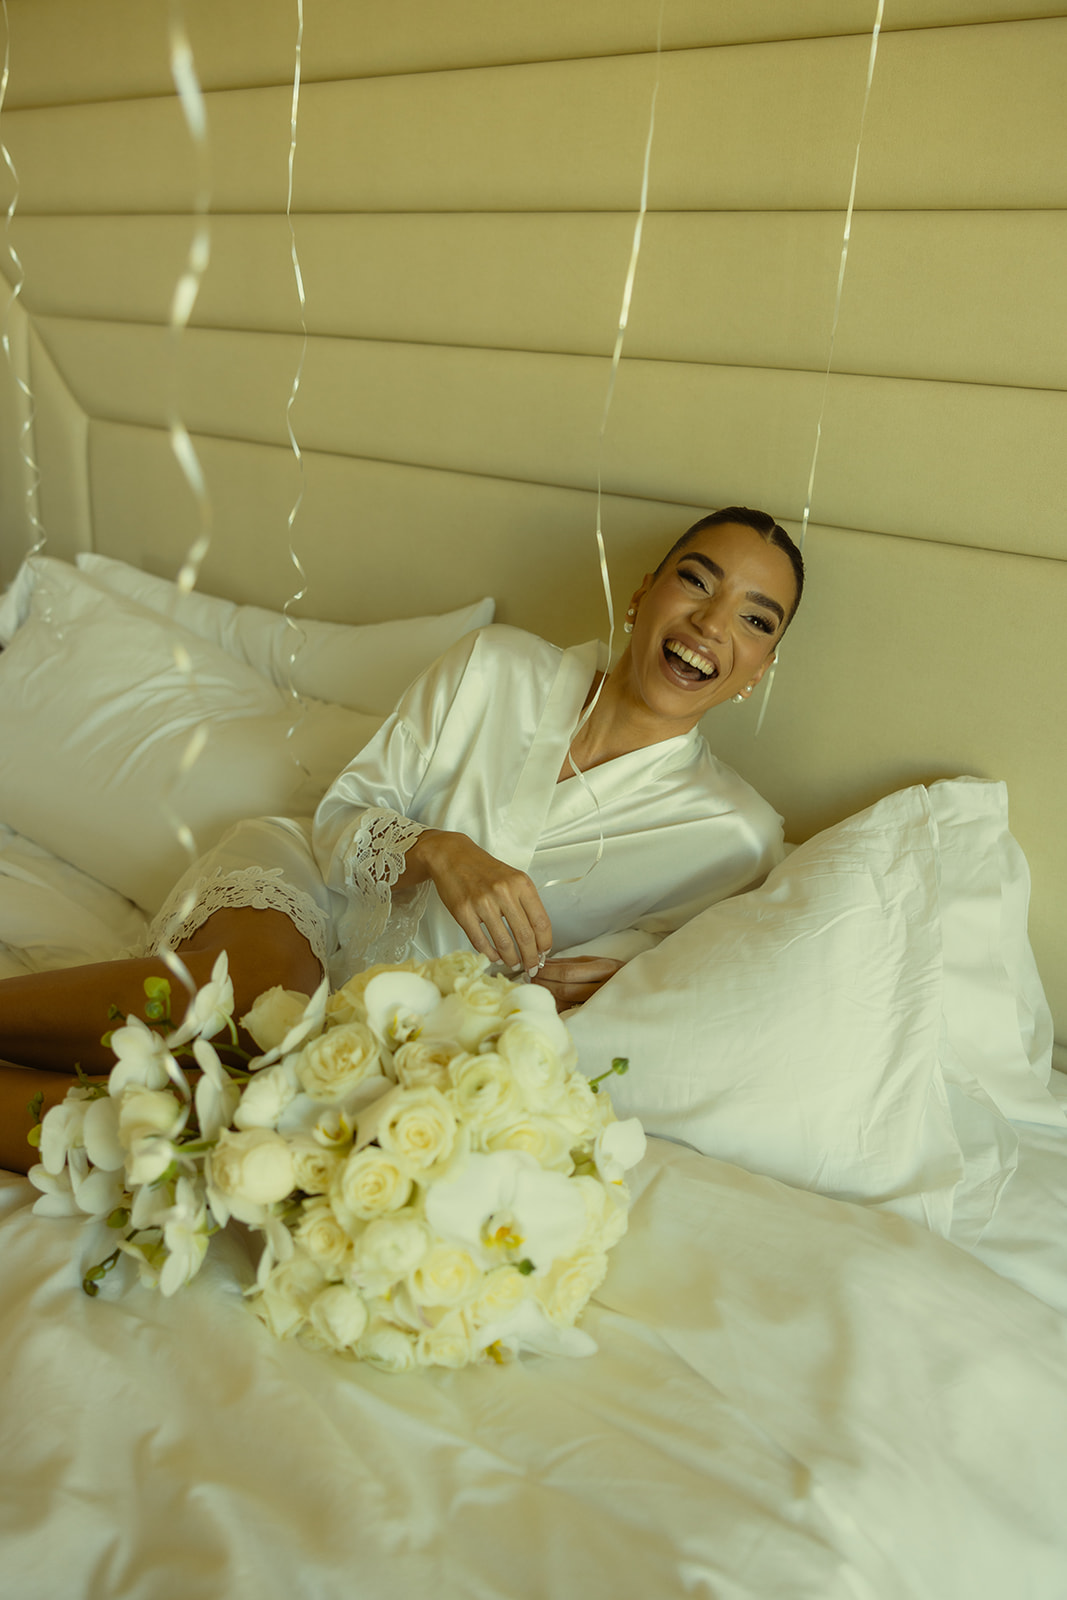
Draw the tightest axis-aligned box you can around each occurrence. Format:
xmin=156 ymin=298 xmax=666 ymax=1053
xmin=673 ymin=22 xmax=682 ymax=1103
xmin=312 ymin=632 xmax=479 ymax=968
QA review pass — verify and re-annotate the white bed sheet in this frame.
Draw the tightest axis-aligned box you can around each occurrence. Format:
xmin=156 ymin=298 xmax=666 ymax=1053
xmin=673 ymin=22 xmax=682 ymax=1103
xmin=3 ymin=1139 xmax=1067 ymax=1600
xmin=3 ymin=824 xmax=1067 ymax=1598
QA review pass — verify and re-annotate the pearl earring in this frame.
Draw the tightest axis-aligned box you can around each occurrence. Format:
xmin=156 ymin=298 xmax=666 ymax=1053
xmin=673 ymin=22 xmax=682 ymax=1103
xmin=731 ymin=692 xmax=744 ymax=703
xmin=623 ymin=605 xmax=636 ymax=635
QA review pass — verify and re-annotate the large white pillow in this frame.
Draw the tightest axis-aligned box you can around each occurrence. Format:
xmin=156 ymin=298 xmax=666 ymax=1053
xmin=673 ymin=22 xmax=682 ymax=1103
xmin=72 ymin=552 xmax=495 ymax=716
xmin=0 ymin=558 xmax=383 ymax=914
xmin=567 ymin=780 xmax=1062 ymax=1239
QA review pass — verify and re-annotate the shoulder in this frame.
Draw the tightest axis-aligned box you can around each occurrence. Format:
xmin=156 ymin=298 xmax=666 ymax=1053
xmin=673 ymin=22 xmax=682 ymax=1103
xmin=681 ymin=736 xmax=785 ymax=841
xmin=466 ymin=624 xmax=562 ymax=675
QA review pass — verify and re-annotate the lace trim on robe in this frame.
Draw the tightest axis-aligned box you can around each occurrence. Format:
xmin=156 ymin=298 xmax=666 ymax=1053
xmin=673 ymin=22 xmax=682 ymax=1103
xmin=335 ymin=806 xmax=432 ymax=970
xmin=145 ymin=866 xmax=333 ymax=979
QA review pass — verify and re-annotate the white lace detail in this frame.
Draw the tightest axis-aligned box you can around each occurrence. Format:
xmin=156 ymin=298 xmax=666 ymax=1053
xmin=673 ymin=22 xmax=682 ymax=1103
xmin=145 ymin=866 xmax=333 ymax=977
xmin=336 ymin=806 xmax=431 ymax=969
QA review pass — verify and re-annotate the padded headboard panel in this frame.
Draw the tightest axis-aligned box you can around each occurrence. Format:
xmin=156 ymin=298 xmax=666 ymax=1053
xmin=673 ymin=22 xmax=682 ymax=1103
xmin=0 ymin=0 xmax=1064 ymax=1058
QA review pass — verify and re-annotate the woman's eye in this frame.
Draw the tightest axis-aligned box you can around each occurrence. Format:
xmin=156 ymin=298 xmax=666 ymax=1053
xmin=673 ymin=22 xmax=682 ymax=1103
xmin=747 ymin=614 xmax=775 ymax=634
xmin=678 ymin=568 xmax=707 ymax=592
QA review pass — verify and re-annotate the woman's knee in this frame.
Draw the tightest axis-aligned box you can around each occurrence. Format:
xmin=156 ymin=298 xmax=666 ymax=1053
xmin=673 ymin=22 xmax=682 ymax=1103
xmin=178 ymin=907 xmax=324 ymax=1005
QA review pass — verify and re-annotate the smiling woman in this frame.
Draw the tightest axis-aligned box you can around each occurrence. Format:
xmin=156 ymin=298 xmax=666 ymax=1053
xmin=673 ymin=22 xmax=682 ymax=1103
xmin=0 ymin=509 xmax=802 ymax=1166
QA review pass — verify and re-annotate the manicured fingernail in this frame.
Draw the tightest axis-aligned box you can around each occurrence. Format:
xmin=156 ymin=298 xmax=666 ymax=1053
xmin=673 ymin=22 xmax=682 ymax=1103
xmin=538 ymin=952 xmax=547 ymax=970
xmin=527 ymin=967 xmax=539 ymax=980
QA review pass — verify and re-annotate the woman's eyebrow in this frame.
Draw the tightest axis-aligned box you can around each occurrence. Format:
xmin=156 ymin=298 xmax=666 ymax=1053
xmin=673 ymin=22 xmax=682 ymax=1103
xmin=678 ymin=552 xmax=786 ymax=623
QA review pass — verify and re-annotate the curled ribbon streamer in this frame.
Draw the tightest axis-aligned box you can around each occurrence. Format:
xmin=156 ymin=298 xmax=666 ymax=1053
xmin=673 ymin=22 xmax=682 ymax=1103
xmin=545 ymin=0 xmax=665 ymax=891
xmin=755 ymin=0 xmax=884 ymax=737
xmin=281 ymin=0 xmax=312 ymax=778
xmin=0 ymin=0 xmax=45 ymax=557
xmin=157 ymin=3 xmax=216 ymax=983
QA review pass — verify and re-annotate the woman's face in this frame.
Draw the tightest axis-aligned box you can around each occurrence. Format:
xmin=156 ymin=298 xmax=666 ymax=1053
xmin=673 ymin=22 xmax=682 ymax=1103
xmin=623 ymin=521 xmax=797 ymax=729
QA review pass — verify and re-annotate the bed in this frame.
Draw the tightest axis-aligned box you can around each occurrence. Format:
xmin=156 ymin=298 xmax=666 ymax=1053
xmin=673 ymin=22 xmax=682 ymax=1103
xmin=1 ymin=552 xmax=1066 ymax=1599
xmin=1 ymin=1 xmax=1066 ymax=1594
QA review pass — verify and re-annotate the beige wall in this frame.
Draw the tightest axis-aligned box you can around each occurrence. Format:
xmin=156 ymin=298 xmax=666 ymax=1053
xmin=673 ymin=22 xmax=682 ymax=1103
xmin=0 ymin=0 xmax=1063 ymax=1051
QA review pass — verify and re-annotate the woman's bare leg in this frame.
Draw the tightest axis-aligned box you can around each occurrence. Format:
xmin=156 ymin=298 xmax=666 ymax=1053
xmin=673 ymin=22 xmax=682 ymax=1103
xmin=0 ymin=907 xmax=323 ymax=1174
xmin=0 ymin=906 xmax=323 ymax=1073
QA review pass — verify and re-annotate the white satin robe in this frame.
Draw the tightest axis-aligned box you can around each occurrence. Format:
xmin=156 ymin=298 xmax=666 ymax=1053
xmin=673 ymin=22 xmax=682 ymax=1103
xmin=314 ymin=625 xmax=784 ymax=971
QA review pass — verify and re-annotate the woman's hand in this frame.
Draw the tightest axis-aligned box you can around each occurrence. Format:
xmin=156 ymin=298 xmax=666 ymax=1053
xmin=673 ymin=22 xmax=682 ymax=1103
xmin=405 ymin=831 xmax=553 ymax=976
xmin=533 ymin=956 xmax=624 ymax=1013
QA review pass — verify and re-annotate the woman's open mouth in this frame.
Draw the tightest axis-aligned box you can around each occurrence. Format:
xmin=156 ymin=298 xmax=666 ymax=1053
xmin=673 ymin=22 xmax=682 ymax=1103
xmin=662 ymin=638 xmax=719 ymax=686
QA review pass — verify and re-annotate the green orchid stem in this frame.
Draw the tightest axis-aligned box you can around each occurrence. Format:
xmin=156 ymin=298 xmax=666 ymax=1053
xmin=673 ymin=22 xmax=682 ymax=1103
xmin=82 ymin=1247 xmax=122 ymax=1298
xmin=588 ymin=1057 xmax=630 ymax=1094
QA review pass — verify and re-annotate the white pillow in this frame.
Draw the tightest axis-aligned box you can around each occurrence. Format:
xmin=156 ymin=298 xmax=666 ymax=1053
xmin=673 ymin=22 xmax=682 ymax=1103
xmin=567 ymin=781 xmax=1061 ymax=1238
xmin=0 ymin=558 xmax=383 ymax=914
xmin=74 ymin=552 xmax=495 ymax=716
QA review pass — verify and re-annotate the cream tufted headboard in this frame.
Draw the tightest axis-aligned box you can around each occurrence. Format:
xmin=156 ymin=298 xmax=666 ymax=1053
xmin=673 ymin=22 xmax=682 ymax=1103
xmin=0 ymin=0 xmax=1063 ymax=1058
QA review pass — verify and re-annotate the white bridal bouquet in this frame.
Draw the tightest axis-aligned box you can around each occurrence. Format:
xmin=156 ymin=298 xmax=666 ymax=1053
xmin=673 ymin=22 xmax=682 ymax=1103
xmin=27 ymin=951 xmax=645 ymax=1370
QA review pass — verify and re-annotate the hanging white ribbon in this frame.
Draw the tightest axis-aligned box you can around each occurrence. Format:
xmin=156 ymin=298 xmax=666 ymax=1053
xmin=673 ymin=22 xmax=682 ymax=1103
xmin=756 ymin=0 xmax=885 ymax=736
xmin=547 ymin=0 xmax=666 ymax=888
xmin=0 ymin=0 xmax=45 ymax=557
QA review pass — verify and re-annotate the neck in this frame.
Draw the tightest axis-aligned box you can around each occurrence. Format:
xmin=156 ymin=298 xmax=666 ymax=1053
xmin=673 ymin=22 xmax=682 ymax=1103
xmin=563 ymin=656 xmax=697 ymax=776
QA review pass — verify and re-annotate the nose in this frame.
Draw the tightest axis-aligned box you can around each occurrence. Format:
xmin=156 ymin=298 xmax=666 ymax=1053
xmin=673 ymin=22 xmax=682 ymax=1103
xmin=691 ymin=588 xmax=731 ymax=639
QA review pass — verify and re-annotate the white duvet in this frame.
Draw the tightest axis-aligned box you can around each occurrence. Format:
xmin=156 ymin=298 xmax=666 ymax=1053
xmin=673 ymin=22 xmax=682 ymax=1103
xmin=3 ymin=825 xmax=1067 ymax=1599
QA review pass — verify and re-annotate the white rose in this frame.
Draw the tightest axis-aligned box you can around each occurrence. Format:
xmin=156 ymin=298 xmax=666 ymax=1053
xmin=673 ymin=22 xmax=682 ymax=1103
xmin=372 ymin=1086 xmax=457 ymax=1173
xmin=535 ymin=1250 xmax=609 ymax=1327
xmin=415 ymin=1309 xmax=477 ymax=1369
xmin=496 ymin=1019 xmax=566 ymax=1100
xmin=410 ymin=1242 xmax=483 ymax=1308
xmin=325 ymin=961 xmax=422 ymax=1028
xmin=306 ymin=1283 xmax=369 ymax=1351
xmin=484 ymin=1116 xmax=575 ymax=1173
xmin=357 ymin=1317 xmax=418 ymax=1373
xmin=295 ymin=1197 xmax=353 ymax=1274
xmin=351 ymin=1213 xmax=429 ymax=1291
xmin=469 ymin=1264 xmax=528 ymax=1328
xmin=391 ymin=1038 xmax=455 ymax=1091
xmin=240 ymin=986 xmax=312 ymax=1054
xmin=296 ymin=1023 xmax=383 ymax=1102
xmin=233 ymin=1061 xmax=299 ymax=1130
xmin=208 ymin=1127 xmax=295 ymax=1207
xmin=333 ymin=1145 xmax=412 ymax=1225
xmin=288 ymin=1137 xmax=345 ymax=1195
xmin=571 ymin=1174 xmax=630 ymax=1252
xmin=446 ymin=1051 xmax=523 ymax=1136
xmin=252 ymin=1253 xmax=324 ymax=1340
xmin=423 ymin=975 xmax=513 ymax=1051
xmin=541 ymin=1072 xmax=602 ymax=1148
xmin=423 ymin=950 xmax=489 ymax=994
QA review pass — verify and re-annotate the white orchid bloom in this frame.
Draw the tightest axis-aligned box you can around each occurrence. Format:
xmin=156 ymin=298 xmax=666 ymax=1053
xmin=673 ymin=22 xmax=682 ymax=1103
xmin=593 ymin=1117 xmax=647 ymax=1185
xmin=27 ymin=1163 xmax=83 ymax=1217
xmin=38 ymin=1088 xmax=94 ymax=1175
xmin=109 ymin=1015 xmax=185 ymax=1095
xmin=67 ymin=1146 xmax=127 ymax=1218
xmin=167 ymin=950 xmax=236 ymax=1048
xmin=192 ymin=1037 xmax=241 ymax=1142
xmin=424 ymin=1149 xmax=587 ymax=1274
xmin=158 ymin=1177 xmax=211 ymax=1296
xmin=476 ymin=1296 xmax=597 ymax=1361
xmin=81 ymin=1096 xmax=125 ymax=1172
xmin=501 ymin=984 xmax=574 ymax=1057
xmin=363 ymin=971 xmax=442 ymax=1049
